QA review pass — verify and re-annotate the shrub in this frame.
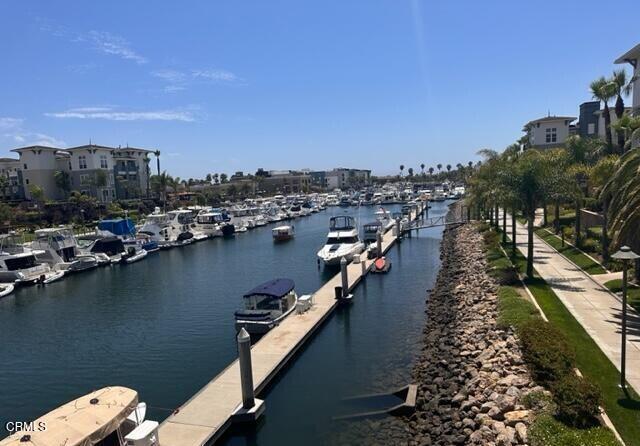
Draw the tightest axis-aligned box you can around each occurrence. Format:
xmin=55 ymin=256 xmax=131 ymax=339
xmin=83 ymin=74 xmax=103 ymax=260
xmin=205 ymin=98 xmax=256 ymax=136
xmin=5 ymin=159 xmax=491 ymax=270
xmin=581 ymin=237 xmax=600 ymax=254
xmin=552 ymin=375 xmax=602 ymax=428
xmin=518 ymin=319 xmax=576 ymax=386
xmin=483 ymin=229 xmax=500 ymax=246
xmin=562 ymin=226 xmax=574 ymax=239
xmin=522 ymin=390 xmax=554 ymax=412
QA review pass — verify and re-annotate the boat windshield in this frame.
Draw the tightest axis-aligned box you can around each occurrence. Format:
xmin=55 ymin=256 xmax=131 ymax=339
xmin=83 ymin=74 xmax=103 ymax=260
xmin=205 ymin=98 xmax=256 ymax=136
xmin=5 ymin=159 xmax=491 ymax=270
xmin=330 ymin=216 xmax=355 ymax=230
xmin=5 ymin=255 xmax=38 ymax=270
xmin=251 ymin=295 xmax=282 ymax=311
xmin=327 ymin=236 xmax=359 ymax=244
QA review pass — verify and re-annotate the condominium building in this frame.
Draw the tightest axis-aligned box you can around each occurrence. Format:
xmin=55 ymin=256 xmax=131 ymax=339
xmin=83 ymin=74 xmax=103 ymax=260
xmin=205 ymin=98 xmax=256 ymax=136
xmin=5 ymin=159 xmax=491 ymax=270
xmin=523 ymin=116 xmax=576 ymax=149
xmin=0 ymin=157 xmax=25 ymax=201
xmin=9 ymin=143 xmax=153 ymax=202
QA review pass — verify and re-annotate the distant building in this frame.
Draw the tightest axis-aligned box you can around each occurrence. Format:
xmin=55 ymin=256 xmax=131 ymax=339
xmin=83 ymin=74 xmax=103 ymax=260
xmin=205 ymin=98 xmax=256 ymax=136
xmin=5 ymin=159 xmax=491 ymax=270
xmin=9 ymin=143 xmax=153 ymax=203
xmin=578 ymin=101 xmax=600 ymax=138
xmin=324 ymin=168 xmax=371 ymax=189
xmin=0 ymin=157 xmax=25 ymax=201
xmin=523 ymin=116 xmax=576 ymax=149
xmin=615 ymin=43 xmax=640 ymax=115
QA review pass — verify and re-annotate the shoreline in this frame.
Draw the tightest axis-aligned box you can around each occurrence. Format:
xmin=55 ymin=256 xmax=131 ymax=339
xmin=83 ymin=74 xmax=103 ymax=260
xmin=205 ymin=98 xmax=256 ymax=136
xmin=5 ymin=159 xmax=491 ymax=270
xmin=407 ymin=206 xmax=538 ymax=445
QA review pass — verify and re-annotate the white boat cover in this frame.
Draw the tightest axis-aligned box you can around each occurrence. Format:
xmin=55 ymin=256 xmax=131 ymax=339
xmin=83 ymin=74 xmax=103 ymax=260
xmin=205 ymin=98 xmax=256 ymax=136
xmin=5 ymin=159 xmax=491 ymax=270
xmin=0 ymin=386 xmax=138 ymax=446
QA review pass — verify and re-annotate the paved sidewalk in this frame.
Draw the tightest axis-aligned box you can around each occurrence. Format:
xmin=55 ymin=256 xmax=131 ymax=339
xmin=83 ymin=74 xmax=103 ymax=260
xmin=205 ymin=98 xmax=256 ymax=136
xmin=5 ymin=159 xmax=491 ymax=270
xmin=510 ymin=217 xmax=640 ymax=395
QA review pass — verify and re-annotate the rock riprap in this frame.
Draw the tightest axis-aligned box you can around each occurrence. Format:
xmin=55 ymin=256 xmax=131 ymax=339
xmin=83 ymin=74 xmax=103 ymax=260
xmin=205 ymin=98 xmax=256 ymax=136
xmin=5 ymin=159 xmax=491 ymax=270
xmin=408 ymin=223 xmax=540 ymax=446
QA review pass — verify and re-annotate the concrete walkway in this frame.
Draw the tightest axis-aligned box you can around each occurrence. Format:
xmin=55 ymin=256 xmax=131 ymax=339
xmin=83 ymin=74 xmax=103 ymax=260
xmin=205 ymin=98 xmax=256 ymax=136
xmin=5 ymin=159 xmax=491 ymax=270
xmin=511 ymin=218 xmax=640 ymax=395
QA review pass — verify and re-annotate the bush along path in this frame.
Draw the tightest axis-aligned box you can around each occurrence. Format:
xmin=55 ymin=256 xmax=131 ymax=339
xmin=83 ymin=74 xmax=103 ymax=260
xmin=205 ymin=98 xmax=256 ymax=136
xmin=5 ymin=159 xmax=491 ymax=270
xmin=408 ymin=223 xmax=539 ymax=445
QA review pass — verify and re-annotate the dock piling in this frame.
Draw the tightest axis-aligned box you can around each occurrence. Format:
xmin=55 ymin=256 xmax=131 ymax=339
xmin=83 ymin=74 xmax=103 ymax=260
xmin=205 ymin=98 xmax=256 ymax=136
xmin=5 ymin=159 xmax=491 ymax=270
xmin=340 ymin=257 xmax=349 ymax=297
xmin=237 ymin=328 xmax=255 ymax=409
xmin=376 ymin=231 xmax=383 ymax=259
xmin=395 ymin=217 xmax=401 ymax=238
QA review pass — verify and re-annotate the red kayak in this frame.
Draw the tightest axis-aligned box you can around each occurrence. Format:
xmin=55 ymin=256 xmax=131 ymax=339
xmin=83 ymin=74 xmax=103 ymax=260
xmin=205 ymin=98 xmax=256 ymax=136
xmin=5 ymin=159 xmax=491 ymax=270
xmin=372 ymin=257 xmax=391 ymax=273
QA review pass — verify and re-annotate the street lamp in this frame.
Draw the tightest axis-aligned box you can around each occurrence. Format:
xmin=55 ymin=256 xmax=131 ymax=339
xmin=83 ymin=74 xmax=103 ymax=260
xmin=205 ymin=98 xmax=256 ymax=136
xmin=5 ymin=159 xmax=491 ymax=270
xmin=611 ymin=245 xmax=640 ymax=390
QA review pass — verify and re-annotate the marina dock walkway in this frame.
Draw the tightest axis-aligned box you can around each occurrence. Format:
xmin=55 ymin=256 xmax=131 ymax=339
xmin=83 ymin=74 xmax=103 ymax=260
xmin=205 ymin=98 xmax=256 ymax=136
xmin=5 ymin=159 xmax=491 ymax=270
xmin=511 ymin=218 xmax=640 ymax=396
xmin=158 ymin=207 xmax=425 ymax=445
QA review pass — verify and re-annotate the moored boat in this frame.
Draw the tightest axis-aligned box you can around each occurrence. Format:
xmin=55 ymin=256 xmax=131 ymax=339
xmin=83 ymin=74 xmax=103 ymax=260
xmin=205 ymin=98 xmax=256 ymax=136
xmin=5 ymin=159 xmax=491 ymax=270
xmin=316 ymin=216 xmax=365 ymax=266
xmin=272 ymin=225 xmax=295 ymax=241
xmin=234 ymin=278 xmax=298 ymax=334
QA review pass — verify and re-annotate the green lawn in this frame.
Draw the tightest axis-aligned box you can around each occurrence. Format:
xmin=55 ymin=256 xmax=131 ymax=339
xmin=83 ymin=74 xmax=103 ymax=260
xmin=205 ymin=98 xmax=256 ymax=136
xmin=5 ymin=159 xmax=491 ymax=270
xmin=604 ymin=279 xmax=640 ymax=314
xmin=503 ymin=241 xmax=640 ymax=446
xmin=535 ymin=228 xmax=608 ymax=275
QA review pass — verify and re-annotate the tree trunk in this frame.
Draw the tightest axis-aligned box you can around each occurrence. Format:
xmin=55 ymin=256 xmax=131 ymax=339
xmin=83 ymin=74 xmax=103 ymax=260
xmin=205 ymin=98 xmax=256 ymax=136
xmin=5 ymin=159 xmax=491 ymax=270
xmin=543 ymin=201 xmax=548 ymax=226
xmin=635 ymin=258 xmax=640 ymax=283
xmin=602 ymin=197 xmax=610 ymax=264
xmin=502 ymin=207 xmax=507 ymax=244
xmin=527 ymin=207 xmax=534 ymax=278
xmin=575 ymin=199 xmax=582 ymax=246
xmin=495 ymin=203 xmax=499 ymax=228
xmin=615 ymin=95 xmax=626 ymax=153
xmin=603 ymin=103 xmax=614 ymax=153
xmin=554 ymin=201 xmax=560 ymax=234
xmin=489 ymin=205 xmax=494 ymax=226
xmin=511 ymin=209 xmax=517 ymax=258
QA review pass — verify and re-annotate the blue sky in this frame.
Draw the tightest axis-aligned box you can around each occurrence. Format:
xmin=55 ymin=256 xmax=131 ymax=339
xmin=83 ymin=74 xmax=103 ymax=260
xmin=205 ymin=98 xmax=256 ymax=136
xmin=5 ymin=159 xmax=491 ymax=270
xmin=1 ymin=1 xmax=639 ymax=178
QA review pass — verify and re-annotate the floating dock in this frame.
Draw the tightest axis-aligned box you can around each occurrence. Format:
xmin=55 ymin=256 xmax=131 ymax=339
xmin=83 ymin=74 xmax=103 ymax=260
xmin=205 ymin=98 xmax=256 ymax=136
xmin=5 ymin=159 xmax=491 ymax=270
xmin=158 ymin=205 xmax=426 ymax=445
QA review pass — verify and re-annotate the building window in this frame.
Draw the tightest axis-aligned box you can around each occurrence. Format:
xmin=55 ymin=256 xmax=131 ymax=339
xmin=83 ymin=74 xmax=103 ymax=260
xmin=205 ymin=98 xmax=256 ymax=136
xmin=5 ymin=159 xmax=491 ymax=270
xmin=25 ymin=179 xmax=29 ymax=184
xmin=80 ymin=174 xmax=90 ymax=185
xmin=79 ymin=155 xmax=87 ymax=169
xmin=23 ymin=163 xmax=27 ymax=170
xmin=588 ymin=123 xmax=595 ymax=135
xmin=100 ymin=155 xmax=108 ymax=169
xmin=545 ymin=128 xmax=557 ymax=143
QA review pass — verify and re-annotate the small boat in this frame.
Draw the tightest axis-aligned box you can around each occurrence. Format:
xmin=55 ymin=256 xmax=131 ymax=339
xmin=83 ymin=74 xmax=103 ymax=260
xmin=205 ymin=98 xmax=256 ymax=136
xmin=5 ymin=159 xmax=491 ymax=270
xmin=0 ymin=283 xmax=14 ymax=298
xmin=120 ymin=246 xmax=148 ymax=264
xmin=362 ymin=221 xmax=383 ymax=243
xmin=371 ymin=256 xmax=392 ymax=274
xmin=0 ymin=386 xmax=158 ymax=446
xmin=235 ymin=278 xmax=298 ymax=334
xmin=272 ymin=225 xmax=295 ymax=242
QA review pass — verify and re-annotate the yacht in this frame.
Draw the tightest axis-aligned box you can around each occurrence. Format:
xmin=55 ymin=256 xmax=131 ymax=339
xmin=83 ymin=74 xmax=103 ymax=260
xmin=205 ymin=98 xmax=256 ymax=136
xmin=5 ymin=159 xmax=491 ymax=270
xmin=0 ymin=387 xmax=158 ymax=446
xmin=272 ymin=225 xmax=295 ymax=241
xmin=99 ymin=218 xmax=158 ymax=253
xmin=316 ymin=216 xmax=365 ymax=266
xmin=0 ymin=234 xmax=65 ymax=284
xmin=31 ymin=228 xmax=99 ymax=273
xmin=139 ymin=208 xmax=194 ymax=248
xmin=234 ymin=278 xmax=298 ymax=334
xmin=375 ymin=207 xmax=395 ymax=232
xmin=362 ymin=221 xmax=383 ymax=243
xmin=84 ymin=236 xmax=127 ymax=263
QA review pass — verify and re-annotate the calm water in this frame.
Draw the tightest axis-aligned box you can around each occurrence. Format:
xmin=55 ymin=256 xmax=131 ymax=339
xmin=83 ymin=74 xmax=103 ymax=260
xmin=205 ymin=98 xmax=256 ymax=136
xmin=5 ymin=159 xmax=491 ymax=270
xmin=0 ymin=202 xmax=448 ymax=444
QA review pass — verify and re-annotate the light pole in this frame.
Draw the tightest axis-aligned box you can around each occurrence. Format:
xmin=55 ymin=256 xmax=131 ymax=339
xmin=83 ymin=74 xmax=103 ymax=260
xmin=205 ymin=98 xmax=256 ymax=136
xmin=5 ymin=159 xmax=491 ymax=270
xmin=611 ymin=245 xmax=640 ymax=390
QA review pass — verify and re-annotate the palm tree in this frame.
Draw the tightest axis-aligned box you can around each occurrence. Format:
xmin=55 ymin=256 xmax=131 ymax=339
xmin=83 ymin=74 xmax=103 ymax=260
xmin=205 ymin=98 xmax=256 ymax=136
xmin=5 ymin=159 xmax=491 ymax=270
xmin=612 ymin=114 xmax=640 ymax=150
xmin=154 ymin=150 xmax=161 ymax=176
xmin=610 ymin=70 xmax=633 ymax=153
xmin=591 ymin=155 xmax=620 ymax=263
xmin=446 ymin=164 xmax=452 ymax=174
xmin=590 ymin=76 xmax=616 ymax=151
xmin=428 ymin=167 xmax=434 ymax=176
xmin=407 ymin=167 xmax=414 ymax=178
xmin=399 ymin=164 xmax=405 ymax=177
xmin=54 ymin=170 xmax=71 ymax=198
xmin=420 ymin=163 xmax=425 ymax=176
xmin=437 ymin=163 xmax=442 ymax=173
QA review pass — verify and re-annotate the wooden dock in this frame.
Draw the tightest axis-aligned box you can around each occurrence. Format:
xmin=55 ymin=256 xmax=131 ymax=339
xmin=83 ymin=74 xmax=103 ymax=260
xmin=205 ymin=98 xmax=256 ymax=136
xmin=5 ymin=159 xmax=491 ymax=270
xmin=158 ymin=206 xmax=425 ymax=445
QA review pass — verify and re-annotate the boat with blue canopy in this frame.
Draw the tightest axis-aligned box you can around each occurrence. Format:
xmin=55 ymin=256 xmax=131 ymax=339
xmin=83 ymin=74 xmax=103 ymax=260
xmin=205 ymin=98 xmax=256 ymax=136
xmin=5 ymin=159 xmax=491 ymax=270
xmin=234 ymin=278 xmax=298 ymax=334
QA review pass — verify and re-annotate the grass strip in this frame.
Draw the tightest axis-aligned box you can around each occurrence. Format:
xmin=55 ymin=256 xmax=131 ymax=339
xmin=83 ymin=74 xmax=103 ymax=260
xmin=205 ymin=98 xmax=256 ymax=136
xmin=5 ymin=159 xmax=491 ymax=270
xmin=535 ymin=228 xmax=607 ymax=275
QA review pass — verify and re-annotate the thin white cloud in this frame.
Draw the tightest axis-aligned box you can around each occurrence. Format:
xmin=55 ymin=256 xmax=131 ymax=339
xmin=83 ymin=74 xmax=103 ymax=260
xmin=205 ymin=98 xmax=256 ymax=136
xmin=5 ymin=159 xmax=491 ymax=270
xmin=87 ymin=31 xmax=147 ymax=64
xmin=191 ymin=69 xmax=238 ymax=83
xmin=152 ymin=68 xmax=242 ymax=93
xmin=45 ymin=107 xmax=195 ymax=122
xmin=0 ymin=117 xmax=23 ymax=130
xmin=38 ymin=20 xmax=147 ymax=65
xmin=0 ymin=117 xmax=66 ymax=147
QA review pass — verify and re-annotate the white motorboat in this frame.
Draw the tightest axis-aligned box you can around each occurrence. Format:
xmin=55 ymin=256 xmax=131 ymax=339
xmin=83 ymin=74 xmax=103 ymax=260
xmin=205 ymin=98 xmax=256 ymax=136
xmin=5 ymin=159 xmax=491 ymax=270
xmin=0 ymin=234 xmax=65 ymax=284
xmin=120 ymin=246 xmax=148 ymax=264
xmin=0 ymin=387 xmax=158 ymax=446
xmin=78 ymin=235 xmax=127 ymax=264
xmin=272 ymin=225 xmax=295 ymax=241
xmin=375 ymin=207 xmax=395 ymax=232
xmin=316 ymin=216 xmax=365 ymax=266
xmin=234 ymin=278 xmax=298 ymax=334
xmin=30 ymin=228 xmax=99 ymax=273
xmin=139 ymin=208 xmax=194 ymax=248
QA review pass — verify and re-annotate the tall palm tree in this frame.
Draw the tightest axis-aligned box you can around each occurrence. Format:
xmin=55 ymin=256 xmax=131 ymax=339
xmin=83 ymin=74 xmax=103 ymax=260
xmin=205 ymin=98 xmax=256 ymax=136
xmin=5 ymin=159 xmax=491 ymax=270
xmin=590 ymin=76 xmax=616 ymax=151
xmin=420 ymin=163 xmax=425 ymax=176
xmin=446 ymin=164 xmax=452 ymax=173
xmin=591 ymin=155 xmax=619 ymax=263
xmin=154 ymin=150 xmax=161 ymax=176
xmin=399 ymin=164 xmax=405 ymax=177
xmin=610 ymin=69 xmax=633 ymax=152
xmin=437 ymin=163 xmax=442 ymax=172
xmin=428 ymin=167 xmax=434 ymax=176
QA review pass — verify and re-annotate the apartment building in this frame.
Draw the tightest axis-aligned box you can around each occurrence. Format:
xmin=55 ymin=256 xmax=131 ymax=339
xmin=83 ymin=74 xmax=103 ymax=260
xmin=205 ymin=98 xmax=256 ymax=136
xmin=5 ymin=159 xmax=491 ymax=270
xmin=0 ymin=157 xmax=25 ymax=201
xmin=523 ymin=116 xmax=576 ymax=149
xmin=324 ymin=168 xmax=371 ymax=189
xmin=9 ymin=143 xmax=153 ymax=202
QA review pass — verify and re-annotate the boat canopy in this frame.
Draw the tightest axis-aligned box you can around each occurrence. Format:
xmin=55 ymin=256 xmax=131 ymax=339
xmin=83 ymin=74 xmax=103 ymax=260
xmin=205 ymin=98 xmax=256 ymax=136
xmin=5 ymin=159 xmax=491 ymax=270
xmin=97 ymin=219 xmax=135 ymax=237
xmin=0 ymin=386 xmax=138 ymax=446
xmin=243 ymin=278 xmax=295 ymax=299
xmin=363 ymin=221 xmax=382 ymax=230
xmin=90 ymin=236 xmax=125 ymax=256
xmin=330 ymin=216 xmax=356 ymax=231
